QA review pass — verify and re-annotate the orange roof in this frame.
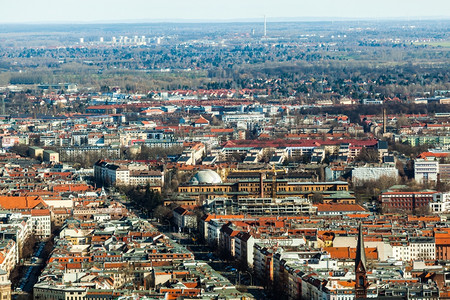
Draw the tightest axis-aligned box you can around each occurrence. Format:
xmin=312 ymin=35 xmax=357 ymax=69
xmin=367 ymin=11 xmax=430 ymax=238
xmin=203 ymin=214 xmax=245 ymax=221
xmin=418 ymin=152 xmax=449 ymax=159
xmin=408 ymin=215 xmax=440 ymax=222
xmin=183 ymin=282 xmax=199 ymax=288
xmin=324 ymin=246 xmax=378 ymax=260
xmin=316 ymin=204 xmax=366 ymax=212
xmin=337 ymin=280 xmax=355 ymax=287
xmin=0 ymin=196 xmax=47 ymax=210
xmin=210 ymin=128 xmax=233 ymax=133
xmin=31 ymin=209 xmax=50 ymax=216
xmin=194 ymin=116 xmax=209 ymax=124
xmin=346 ymin=213 xmax=371 ymax=218
xmin=53 ymin=184 xmax=91 ymax=192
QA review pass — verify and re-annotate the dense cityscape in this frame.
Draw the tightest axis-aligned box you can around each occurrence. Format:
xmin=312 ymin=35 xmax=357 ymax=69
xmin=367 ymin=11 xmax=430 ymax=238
xmin=0 ymin=15 xmax=449 ymax=300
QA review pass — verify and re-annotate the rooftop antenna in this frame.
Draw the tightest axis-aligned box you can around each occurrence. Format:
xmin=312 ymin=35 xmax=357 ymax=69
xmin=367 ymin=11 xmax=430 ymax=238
xmin=264 ymin=15 xmax=267 ymax=37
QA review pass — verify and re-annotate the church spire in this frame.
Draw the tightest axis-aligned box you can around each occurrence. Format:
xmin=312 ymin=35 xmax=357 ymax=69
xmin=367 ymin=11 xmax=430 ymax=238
xmin=355 ymin=222 xmax=367 ymax=272
xmin=355 ymin=222 xmax=368 ymax=299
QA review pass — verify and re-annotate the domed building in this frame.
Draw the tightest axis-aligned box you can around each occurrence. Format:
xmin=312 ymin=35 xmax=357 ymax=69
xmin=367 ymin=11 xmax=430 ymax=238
xmin=190 ymin=170 xmax=222 ymax=185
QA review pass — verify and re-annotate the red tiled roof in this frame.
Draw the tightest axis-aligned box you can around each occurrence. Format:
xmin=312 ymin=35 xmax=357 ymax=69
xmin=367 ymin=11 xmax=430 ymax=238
xmin=315 ymin=204 xmax=366 ymax=212
xmin=31 ymin=209 xmax=50 ymax=216
xmin=0 ymin=196 xmax=47 ymax=210
xmin=194 ymin=116 xmax=209 ymax=124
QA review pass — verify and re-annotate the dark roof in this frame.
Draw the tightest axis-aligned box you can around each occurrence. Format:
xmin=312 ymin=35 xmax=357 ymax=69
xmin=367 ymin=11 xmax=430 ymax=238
xmin=378 ymin=141 xmax=388 ymax=150
xmin=383 ymin=156 xmax=395 ymax=163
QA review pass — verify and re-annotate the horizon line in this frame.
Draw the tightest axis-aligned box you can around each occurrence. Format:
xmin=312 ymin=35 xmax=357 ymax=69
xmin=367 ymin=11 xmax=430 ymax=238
xmin=1 ymin=16 xmax=449 ymax=26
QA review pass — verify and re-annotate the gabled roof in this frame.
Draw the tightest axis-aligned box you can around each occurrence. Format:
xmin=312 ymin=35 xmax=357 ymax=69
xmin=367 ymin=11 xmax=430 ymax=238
xmin=194 ymin=115 xmax=210 ymax=124
xmin=0 ymin=196 xmax=47 ymax=210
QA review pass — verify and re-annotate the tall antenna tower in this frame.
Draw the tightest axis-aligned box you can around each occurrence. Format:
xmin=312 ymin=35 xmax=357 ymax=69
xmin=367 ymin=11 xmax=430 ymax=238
xmin=264 ymin=15 xmax=267 ymax=37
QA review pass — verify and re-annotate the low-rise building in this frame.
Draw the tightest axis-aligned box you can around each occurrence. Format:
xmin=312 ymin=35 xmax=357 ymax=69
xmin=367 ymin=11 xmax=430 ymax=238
xmin=43 ymin=150 xmax=60 ymax=163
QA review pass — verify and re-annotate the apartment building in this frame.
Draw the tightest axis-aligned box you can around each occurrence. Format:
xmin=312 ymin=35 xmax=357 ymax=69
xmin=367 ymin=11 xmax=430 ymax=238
xmin=380 ymin=191 xmax=438 ymax=213
xmin=414 ymin=158 xmax=439 ymax=183
xmin=94 ymin=160 xmax=163 ymax=186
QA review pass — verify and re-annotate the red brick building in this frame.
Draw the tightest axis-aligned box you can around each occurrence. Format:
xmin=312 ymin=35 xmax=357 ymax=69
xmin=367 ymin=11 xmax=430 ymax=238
xmin=380 ymin=191 xmax=437 ymax=213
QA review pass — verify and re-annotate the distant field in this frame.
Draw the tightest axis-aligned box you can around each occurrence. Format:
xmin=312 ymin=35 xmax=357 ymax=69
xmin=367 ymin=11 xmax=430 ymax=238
xmin=414 ymin=41 xmax=450 ymax=48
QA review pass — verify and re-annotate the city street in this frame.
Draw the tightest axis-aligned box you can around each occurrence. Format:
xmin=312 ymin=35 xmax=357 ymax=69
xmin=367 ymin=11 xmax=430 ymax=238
xmin=14 ymin=241 xmax=49 ymax=296
xmin=152 ymin=221 xmax=267 ymax=299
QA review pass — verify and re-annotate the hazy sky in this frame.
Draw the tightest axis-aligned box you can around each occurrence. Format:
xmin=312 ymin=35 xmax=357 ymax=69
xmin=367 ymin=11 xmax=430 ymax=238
xmin=1 ymin=0 xmax=449 ymax=23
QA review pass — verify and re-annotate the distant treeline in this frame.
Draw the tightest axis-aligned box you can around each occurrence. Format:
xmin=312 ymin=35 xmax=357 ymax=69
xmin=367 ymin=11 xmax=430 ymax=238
xmin=9 ymin=73 xmax=44 ymax=85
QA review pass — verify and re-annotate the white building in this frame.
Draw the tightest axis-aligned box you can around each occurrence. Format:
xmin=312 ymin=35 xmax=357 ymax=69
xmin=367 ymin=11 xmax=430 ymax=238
xmin=409 ymin=237 xmax=435 ymax=261
xmin=234 ymin=232 xmax=257 ymax=268
xmin=94 ymin=160 xmax=163 ymax=186
xmin=29 ymin=209 xmax=52 ymax=240
xmin=0 ymin=240 xmax=17 ymax=276
xmin=390 ymin=237 xmax=435 ymax=261
xmin=206 ymin=220 xmax=226 ymax=247
xmin=0 ymin=215 xmax=33 ymax=258
xmin=222 ymin=112 xmax=266 ymax=130
xmin=391 ymin=242 xmax=410 ymax=261
xmin=352 ymin=166 xmax=398 ymax=186
xmin=414 ymin=158 xmax=439 ymax=183
xmin=429 ymin=192 xmax=450 ymax=213
xmin=173 ymin=207 xmax=197 ymax=230
xmin=34 ymin=285 xmax=87 ymax=300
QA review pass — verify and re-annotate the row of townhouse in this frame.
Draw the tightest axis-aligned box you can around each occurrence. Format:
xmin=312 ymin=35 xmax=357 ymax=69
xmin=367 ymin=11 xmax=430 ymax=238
xmin=0 ymin=214 xmax=33 ymax=258
xmin=34 ymin=213 xmax=253 ymax=300
xmin=198 ymin=212 xmax=450 ymax=298
xmin=332 ymin=234 xmax=437 ymax=261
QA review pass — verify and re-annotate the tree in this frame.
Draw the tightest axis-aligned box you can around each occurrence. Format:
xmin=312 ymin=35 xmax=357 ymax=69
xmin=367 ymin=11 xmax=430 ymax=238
xmin=154 ymin=205 xmax=173 ymax=222
xmin=122 ymin=184 xmax=164 ymax=216
xmin=389 ymin=142 xmax=430 ymax=158
xmin=396 ymin=116 xmax=411 ymax=129
xmin=211 ymin=116 xmax=223 ymax=126
xmin=21 ymin=234 xmax=37 ymax=259
xmin=261 ymin=149 xmax=275 ymax=163
xmin=311 ymin=193 xmax=324 ymax=204
xmin=395 ymin=161 xmax=405 ymax=177
xmin=415 ymin=205 xmax=430 ymax=216
xmin=10 ymin=144 xmax=29 ymax=157
xmin=355 ymin=148 xmax=379 ymax=163
xmin=436 ymin=180 xmax=450 ymax=193
xmin=230 ymin=152 xmax=246 ymax=162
